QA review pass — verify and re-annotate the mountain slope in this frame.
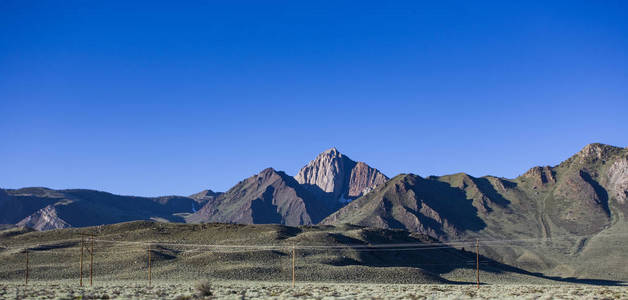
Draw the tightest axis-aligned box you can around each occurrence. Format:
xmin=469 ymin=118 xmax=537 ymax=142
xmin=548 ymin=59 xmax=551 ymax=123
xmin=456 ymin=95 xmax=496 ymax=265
xmin=186 ymin=168 xmax=333 ymax=226
xmin=2 ymin=188 xmax=204 ymax=230
xmin=295 ymin=148 xmax=388 ymax=204
xmin=0 ymin=221 xmax=566 ymax=284
xmin=321 ymin=173 xmax=494 ymax=240
xmin=0 ymin=188 xmax=61 ymax=225
xmin=323 ymin=143 xmax=628 ymax=280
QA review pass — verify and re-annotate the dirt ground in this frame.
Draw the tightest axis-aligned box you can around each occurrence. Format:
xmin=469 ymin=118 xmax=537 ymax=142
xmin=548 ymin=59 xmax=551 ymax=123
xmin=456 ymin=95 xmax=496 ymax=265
xmin=1 ymin=281 xmax=627 ymax=300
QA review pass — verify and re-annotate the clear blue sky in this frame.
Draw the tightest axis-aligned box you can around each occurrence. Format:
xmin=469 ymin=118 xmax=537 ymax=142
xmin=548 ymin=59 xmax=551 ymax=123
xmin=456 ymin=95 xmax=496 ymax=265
xmin=1 ymin=1 xmax=627 ymax=196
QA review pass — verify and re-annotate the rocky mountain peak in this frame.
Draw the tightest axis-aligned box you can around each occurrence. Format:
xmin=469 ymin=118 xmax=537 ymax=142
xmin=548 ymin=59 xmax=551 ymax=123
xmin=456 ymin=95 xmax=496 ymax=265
xmin=322 ymin=147 xmax=340 ymax=155
xmin=295 ymin=148 xmax=388 ymax=203
xmin=259 ymin=167 xmax=278 ymax=177
xmin=575 ymin=143 xmax=622 ymax=163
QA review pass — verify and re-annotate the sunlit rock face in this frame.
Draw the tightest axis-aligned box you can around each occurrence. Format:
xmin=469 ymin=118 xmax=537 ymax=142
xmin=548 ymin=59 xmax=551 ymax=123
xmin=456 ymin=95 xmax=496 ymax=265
xmin=295 ymin=148 xmax=388 ymax=203
xmin=608 ymin=158 xmax=628 ymax=204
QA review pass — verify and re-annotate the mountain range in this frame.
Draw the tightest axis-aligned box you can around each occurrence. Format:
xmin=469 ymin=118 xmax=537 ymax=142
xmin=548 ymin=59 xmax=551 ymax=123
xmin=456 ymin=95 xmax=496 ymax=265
xmin=2 ymin=143 xmax=628 ymax=280
xmin=0 ymin=147 xmax=388 ymax=230
xmin=322 ymin=143 xmax=628 ymax=279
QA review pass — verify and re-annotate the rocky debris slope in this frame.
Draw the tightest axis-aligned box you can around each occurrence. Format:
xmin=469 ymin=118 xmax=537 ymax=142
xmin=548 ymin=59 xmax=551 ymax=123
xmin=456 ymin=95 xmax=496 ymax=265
xmin=522 ymin=166 xmax=556 ymax=187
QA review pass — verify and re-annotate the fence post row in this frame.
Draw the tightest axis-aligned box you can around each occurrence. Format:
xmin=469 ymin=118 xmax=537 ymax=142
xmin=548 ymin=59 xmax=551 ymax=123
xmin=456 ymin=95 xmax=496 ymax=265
xmin=18 ymin=235 xmax=493 ymax=288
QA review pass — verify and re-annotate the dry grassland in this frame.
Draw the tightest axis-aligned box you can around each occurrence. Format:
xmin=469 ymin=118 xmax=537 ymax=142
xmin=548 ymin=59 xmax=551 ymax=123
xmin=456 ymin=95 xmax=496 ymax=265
xmin=1 ymin=281 xmax=627 ymax=300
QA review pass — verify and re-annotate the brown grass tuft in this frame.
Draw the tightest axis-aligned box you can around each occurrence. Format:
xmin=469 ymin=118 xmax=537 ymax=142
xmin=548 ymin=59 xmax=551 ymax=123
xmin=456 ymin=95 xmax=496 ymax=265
xmin=195 ymin=280 xmax=213 ymax=297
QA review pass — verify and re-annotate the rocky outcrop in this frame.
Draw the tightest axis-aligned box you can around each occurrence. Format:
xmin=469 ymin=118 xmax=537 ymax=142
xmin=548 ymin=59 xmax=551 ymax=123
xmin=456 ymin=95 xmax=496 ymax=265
xmin=348 ymin=162 xmax=389 ymax=198
xmin=607 ymin=158 xmax=628 ymax=204
xmin=295 ymin=148 xmax=388 ymax=203
xmin=16 ymin=205 xmax=71 ymax=231
xmin=522 ymin=166 xmax=556 ymax=187
xmin=574 ymin=143 xmax=623 ymax=164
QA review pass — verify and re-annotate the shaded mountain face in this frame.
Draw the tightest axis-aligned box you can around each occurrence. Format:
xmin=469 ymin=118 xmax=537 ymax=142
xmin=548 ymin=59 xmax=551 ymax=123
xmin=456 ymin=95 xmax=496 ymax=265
xmin=2 ymin=188 xmax=202 ymax=230
xmin=321 ymin=173 xmax=491 ymax=240
xmin=295 ymin=148 xmax=388 ymax=204
xmin=0 ymin=188 xmax=63 ymax=225
xmin=186 ymin=168 xmax=333 ymax=226
xmin=323 ymin=143 xmax=628 ymax=280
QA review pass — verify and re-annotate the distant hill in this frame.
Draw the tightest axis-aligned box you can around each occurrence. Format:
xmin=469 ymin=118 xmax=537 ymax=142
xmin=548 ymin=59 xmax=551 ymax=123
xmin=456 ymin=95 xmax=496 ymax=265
xmin=322 ymin=143 xmax=628 ymax=280
xmin=1 ymin=188 xmax=206 ymax=230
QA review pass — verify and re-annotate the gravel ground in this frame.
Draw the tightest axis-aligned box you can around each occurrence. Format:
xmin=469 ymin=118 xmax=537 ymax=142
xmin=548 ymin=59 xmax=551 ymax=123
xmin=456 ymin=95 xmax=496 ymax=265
xmin=1 ymin=281 xmax=627 ymax=299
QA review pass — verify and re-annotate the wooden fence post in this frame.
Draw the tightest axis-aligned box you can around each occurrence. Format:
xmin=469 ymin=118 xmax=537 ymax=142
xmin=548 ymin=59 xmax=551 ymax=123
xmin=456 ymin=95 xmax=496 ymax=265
xmin=291 ymin=245 xmax=295 ymax=288
xmin=148 ymin=244 xmax=152 ymax=287
xmin=476 ymin=239 xmax=480 ymax=288
xmin=80 ymin=237 xmax=84 ymax=287
xmin=25 ymin=250 xmax=29 ymax=285
xmin=90 ymin=234 xmax=94 ymax=286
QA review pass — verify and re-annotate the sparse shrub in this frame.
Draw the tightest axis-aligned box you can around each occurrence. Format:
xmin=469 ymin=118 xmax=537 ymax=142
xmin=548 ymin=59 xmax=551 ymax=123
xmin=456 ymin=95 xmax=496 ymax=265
xmin=174 ymin=295 xmax=192 ymax=300
xmin=464 ymin=290 xmax=476 ymax=297
xmin=195 ymin=280 xmax=213 ymax=297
